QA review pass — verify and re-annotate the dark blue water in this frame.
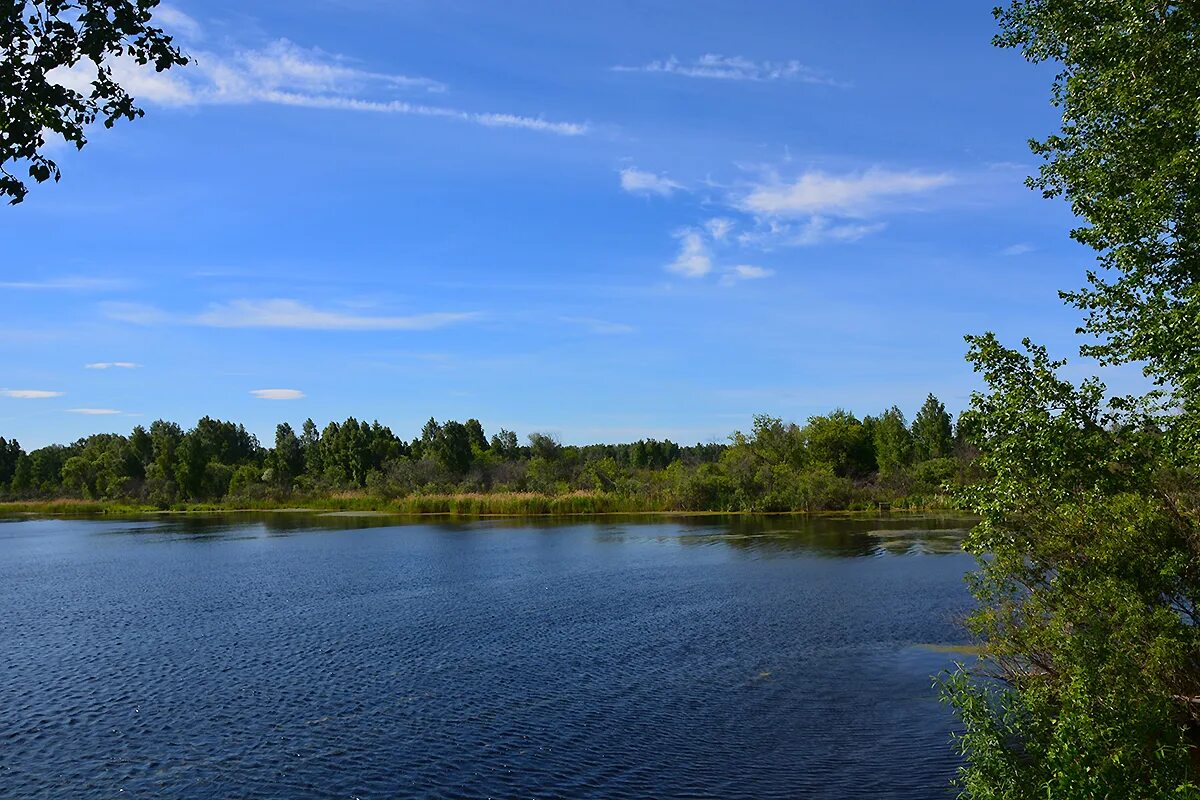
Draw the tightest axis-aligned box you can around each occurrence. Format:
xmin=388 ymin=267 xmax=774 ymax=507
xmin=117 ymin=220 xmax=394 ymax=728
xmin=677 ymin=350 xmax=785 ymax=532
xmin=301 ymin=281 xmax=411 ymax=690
xmin=0 ymin=513 xmax=975 ymax=799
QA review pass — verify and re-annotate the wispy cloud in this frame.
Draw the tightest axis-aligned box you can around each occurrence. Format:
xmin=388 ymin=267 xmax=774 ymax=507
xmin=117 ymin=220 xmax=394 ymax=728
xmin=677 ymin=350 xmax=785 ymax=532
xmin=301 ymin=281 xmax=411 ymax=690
xmin=243 ymin=91 xmax=586 ymax=135
xmin=724 ymin=266 xmax=772 ymax=281
xmin=104 ymin=298 xmax=478 ymax=331
xmin=1 ymin=389 xmax=64 ymax=399
xmin=613 ymin=54 xmax=841 ymax=86
xmin=196 ymin=299 xmax=478 ymax=331
xmin=737 ymin=216 xmax=886 ymax=248
xmin=50 ymin=34 xmax=587 ymax=136
xmin=625 ymin=162 xmax=952 ymax=278
xmin=619 ymin=167 xmax=683 ymax=196
xmin=0 ymin=276 xmax=127 ymax=291
xmin=723 ymin=167 xmax=952 ymax=249
xmin=69 ymin=408 xmax=122 ymax=415
xmin=85 ymin=361 xmax=140 ymax=370
xmin=1002 ymin=243 xmax=1035 ymax=256
xmin=705 ymin=217 xmax=735 ymax=240
xmin=155 ymin=4 xmax=203 ymax=40
xmin=667 ymin=229 xmax=713 ymax=278
xmin=251 ymin=388 xmax=305 ymax=400
xmin=559 ymin=316 xmax=635 ymax=335
xmin=739 ymin=169 xmax=952 ymax=218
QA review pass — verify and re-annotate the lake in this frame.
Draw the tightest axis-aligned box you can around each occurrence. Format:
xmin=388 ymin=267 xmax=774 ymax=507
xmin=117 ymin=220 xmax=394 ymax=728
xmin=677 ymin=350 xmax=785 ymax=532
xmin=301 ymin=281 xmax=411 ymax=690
xmin=0 ymin=512 xmax=976 ymax=799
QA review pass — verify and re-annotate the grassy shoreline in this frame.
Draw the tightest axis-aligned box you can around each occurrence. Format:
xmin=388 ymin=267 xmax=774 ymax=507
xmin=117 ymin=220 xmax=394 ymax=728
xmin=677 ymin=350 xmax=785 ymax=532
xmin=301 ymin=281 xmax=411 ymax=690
xmin=0 ymin=492 xmax=962 ymax=519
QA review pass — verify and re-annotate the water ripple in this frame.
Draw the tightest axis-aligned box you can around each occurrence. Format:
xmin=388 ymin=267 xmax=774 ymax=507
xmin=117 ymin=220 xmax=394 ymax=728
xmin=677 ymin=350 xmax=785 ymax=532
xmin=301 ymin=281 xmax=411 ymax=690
xmin=0 ymin=515 xmax=972 ymax=798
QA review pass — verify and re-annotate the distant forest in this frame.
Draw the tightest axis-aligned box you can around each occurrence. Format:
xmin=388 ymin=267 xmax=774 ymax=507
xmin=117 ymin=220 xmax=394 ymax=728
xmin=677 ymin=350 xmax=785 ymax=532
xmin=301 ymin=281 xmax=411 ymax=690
xmin=0 ymin=394 xmax=976 ymax=512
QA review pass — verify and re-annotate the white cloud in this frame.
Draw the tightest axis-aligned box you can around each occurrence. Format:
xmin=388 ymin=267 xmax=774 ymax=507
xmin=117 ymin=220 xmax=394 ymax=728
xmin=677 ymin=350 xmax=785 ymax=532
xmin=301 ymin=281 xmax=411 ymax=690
xmin=243 ymin=91 xmax=586 ymax=135
xmin=1 ymin=389 xmax=64 ymax=399
xmin=559 ymin=316 xmax=635 ymax=335
xmin=1002 ymin=243 xmax=1036 ymax=256
xmin=101 ymin=299 xmax=477 ymax=330
xmin=155 ymin=4 xmax=203 ymax=40
xmin=48 ymin=37 xmax=587 ymax=137
xmin=667 ymin=229 xmax=713 ymax=278
xmin=732 ymin=265 xmax=774 ymax=280
xmin=251 ymin=389 xmax=306 ymax=400
xmin=705 ymin=217 xmax=735 ymax=240
xmin=719 ymin=264 xmax=775 ymax=286
xmin=614 ymin=54 xmax=840 ymax=86
xmin=738 ymin=216 xmax=886 ymax=248
xmin=195 ymin=299 xmax=478 ymax=331
xmin=69 ymin=408 xmax=122 ymax=415
xmin=218 ymin=38 xmax=447 ymax=96
xmin=85 ymin=362 xmax=140 ymax=370
xmin=619 ymin=168 xmax=683 ymax=196
xmin=739 ymin=169 xmax=952 ymax=218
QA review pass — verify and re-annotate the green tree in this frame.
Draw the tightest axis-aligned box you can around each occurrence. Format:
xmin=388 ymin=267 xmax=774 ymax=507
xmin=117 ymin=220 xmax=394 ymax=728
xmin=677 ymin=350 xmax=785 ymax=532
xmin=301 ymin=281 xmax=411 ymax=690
xmin=1 ymin=0 xmax=190 ymax=203
xmin=0 ymin=436 xmax=22 ymax=490
xmin=464 ymin=418 xmax=488 ymax=452
xmin=173 ymin=431 xmax=207 ymax=499
xmin=994 ymin=0 xmax=1200 ymax=408
xmin=300 ymin=418 xmax=322 ymax=476
xmin=872 ymin=406 xmax=913 ymax=476
xmin=911 ymin=393 xmax=953 ymax=461
xmin=803 ymin=409 xmax=874 ymax=478
xmin=271 ymin=422 xmax=303 ymax=489
xmin=129 ymin=425 xmax=152 ymax=467
xmin=489 ymin=428 xmax=518 ymax=458
xmin=528 ymin=432 xmax=562 ymax=462
xmin=420 ymin=417 xmax=441 ymax=446
xmin=731 ymin=414 xmax=804 ymax=469
xmin=948 ymin=336 xmax=1197 ymax=798
xmin=945 ymin=3 xmax=1200 ymax=797
xmin=431 ymin=420 xmax=473 ymax=476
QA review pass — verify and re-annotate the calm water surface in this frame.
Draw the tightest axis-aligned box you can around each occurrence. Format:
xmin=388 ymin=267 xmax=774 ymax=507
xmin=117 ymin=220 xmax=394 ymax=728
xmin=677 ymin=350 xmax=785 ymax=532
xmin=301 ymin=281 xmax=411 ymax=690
xmin=0 ymin=513 xmax=975 ymax=799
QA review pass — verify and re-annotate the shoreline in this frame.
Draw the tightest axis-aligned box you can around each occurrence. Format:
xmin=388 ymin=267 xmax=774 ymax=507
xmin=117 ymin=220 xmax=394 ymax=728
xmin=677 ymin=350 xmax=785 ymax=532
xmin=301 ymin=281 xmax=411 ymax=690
xmin=0 ymin=496 xmax=969 ymax=521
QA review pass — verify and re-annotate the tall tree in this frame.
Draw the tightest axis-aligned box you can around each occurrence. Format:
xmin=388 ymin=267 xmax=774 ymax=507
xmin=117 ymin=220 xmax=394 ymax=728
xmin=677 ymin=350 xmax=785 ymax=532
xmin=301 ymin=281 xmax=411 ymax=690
xmin=464 ymin=418 xmax=488 ymax=452
xmin=947 ymin=3 xmax=1200 ymax=797
xmin=0 ymin=436 xmax=22 ymax=489
xmin=911 ymin=393 xmax=953 ymax=461
xmin=995 ymin=0 xmax=1200 ymax=408
xmin=431 ymin=421 xmax=473 ymax=476
xmin=300 ymin=418 xmax=322 ymax=476
xmin=1 ymin=0 xmax=190 ymax=203
xmin=489 ymin=428 xmax=518 ymax=458
xmin=272 ymin=423 xmax=303 ymax=488
xmin=803 ymin=410 xmax=875 ymax=478
xmin=527 ymin=432 xmax=562 ymax=463
xmin=873 ymin=406 xmax=913 ymax=476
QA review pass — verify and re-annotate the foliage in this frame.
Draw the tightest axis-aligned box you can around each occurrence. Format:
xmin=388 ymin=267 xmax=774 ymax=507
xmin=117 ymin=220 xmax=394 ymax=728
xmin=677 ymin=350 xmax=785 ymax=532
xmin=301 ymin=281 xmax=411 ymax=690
xmin=995 ymin=0 xmax=1200 ymax=403
xmin=947 ymin=336 xmax=1199 ymax=798
xmin=944 ymin=2 xmax=1200 ymax=796
xmin=0 ymin=394 xmax=971 ymax=513
xmin=1 ymin=0 xmax=189 ymax=203
xmin=873 ymin=406 xmax=914 ymax=477
xmin=912 ymin=393 xmax=954 ymax=461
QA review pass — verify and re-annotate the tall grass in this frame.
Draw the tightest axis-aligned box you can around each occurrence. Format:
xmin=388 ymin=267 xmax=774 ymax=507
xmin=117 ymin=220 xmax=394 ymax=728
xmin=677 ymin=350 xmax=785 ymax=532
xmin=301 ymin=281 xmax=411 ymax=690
xmin=0 ymin=491 xmax=671 ymax=517
xmin=0 ymin=489 xmax=961 ymax=518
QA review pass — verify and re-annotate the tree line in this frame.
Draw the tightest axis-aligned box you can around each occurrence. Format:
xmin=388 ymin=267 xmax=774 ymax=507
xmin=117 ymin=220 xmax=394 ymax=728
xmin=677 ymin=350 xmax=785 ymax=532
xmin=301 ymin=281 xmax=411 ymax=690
xmin=0 ymin=393 xmax=974 ymax=511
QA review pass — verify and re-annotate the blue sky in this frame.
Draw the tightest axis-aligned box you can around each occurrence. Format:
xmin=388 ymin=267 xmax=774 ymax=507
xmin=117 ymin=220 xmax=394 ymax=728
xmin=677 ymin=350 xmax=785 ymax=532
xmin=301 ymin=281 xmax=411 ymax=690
xmin=0 ymin=0 xmax=1119 ymax=448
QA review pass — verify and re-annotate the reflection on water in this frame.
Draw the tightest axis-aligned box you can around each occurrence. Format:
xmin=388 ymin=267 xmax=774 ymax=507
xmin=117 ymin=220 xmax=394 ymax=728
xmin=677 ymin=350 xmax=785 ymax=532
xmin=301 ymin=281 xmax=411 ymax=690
xmin=12 ymin=510 xmax=975 ymax=557
xmin=0 ymin=512 xmax=974 ymax=799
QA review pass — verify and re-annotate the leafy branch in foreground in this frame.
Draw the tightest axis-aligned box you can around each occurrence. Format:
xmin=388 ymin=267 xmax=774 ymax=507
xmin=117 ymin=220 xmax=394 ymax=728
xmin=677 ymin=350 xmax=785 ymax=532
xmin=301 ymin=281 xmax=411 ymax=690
xmin=947 ymin=335 xmax=1199 ymax=798
xmin=0 ymin=0 xmax=188 ymax=203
